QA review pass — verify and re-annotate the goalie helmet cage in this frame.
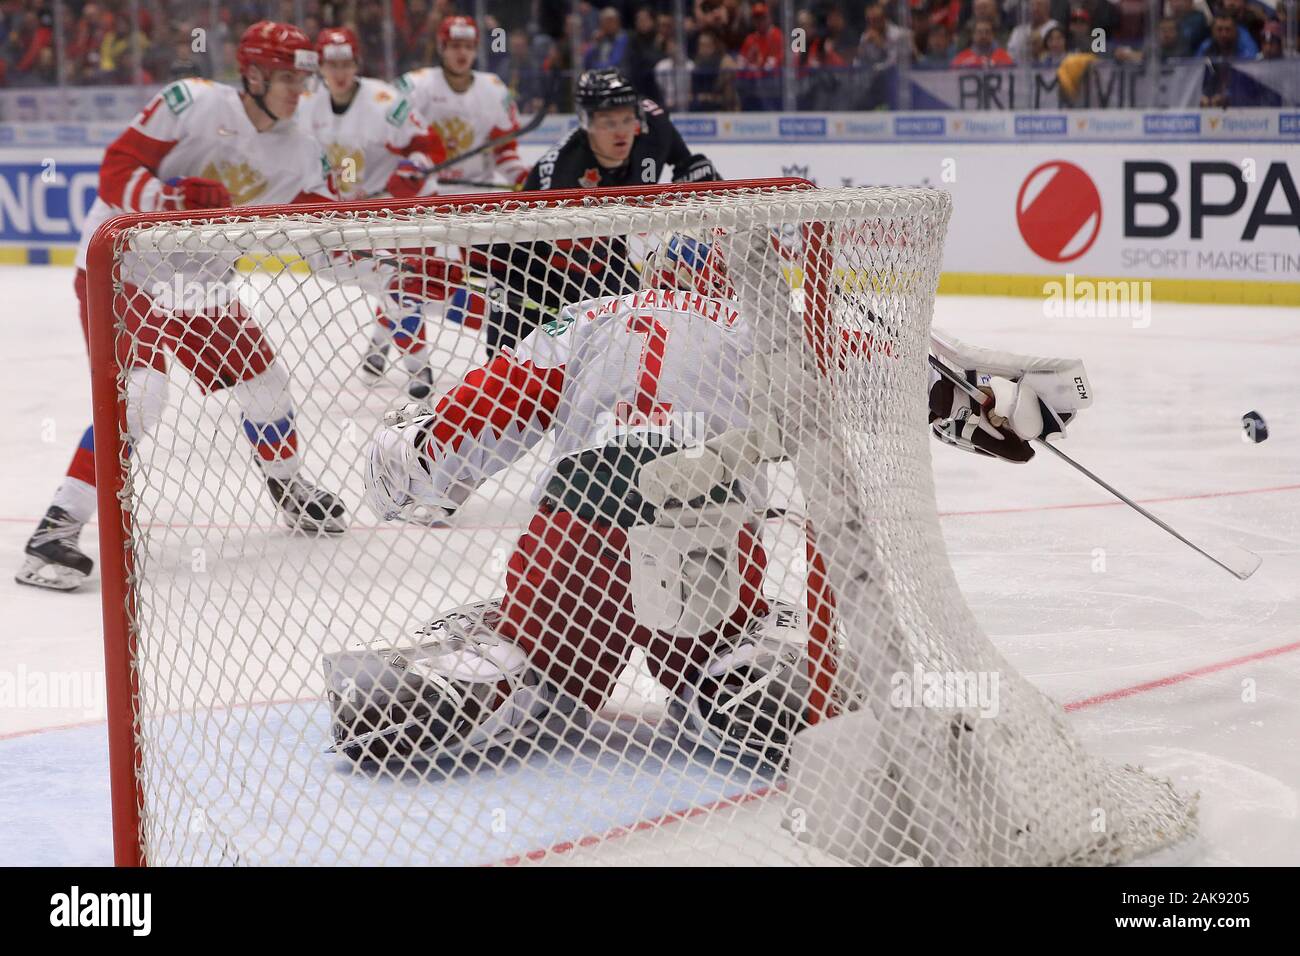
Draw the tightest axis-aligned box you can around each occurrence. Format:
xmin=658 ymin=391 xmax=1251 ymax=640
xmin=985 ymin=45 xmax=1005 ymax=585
xmin=88 ymin=178 xmax=1195 ymax=867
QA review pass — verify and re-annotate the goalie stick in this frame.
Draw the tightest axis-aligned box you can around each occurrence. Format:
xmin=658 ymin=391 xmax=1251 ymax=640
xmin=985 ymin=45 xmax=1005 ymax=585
xmin=928 ymin=354 xmax=1262 ymax=581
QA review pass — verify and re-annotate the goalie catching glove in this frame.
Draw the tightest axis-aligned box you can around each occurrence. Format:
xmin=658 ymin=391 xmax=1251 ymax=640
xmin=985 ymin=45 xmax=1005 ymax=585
xmin=928 ymin=329 xmax=1093 ymax=463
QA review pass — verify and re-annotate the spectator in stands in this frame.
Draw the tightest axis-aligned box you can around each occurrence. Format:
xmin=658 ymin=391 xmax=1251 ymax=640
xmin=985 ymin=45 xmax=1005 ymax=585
xmin=926 ymin=0 xmax=964 ymax=35
xmin=501 ymin=30 xmax=548 ymax=114
xmin=1197 ymin=12 xmax=1259 ymax=57
xmin=1072 ymin=0 xmax=1120 ymax=43
xmin=93 ymin=11 xmax=132 ymax=84
xmin=974 ymin=0 xmax=1003 ymax=29
xmin=694 ymin=0 xmax=745 ymax=54
xmin=1170 ymin=0 xmax=1209 ymax=57
xmin=1156 ymin=16 xmax=1183 ymax=60
xmin=656 ymin=12 xmax=678 ymax=52
xmin=625 ymin=6 xmax=664 ymax=99
xmin=690 ymin=27 xmax=739 ymax=111
xmin=1113 ymin=0 xmax=1149 ymax=47
xmin=856 ymin=10 xmax=896 ymax=71
xmin=739 ymin=2 xmax=783 ymax=69
xmin=795 ymin=7 xmax=850 ymax=109
xmin=738 ymin=1 xmax=783 ymax=109
xmin=483 ymin=16 xmax=511 ymax=79
xmin=1222 ymin=0 xmax=1267 ymax=51
xmin=7 ymin=7 xmax=54 ymax=86
xmin=1007 ymin=0 xmax=1060 ymax=63
xmin=1039 ymin=24 xmax=1069 ymax=64
xmin=169 ymin=38 xmax=205 ymax=80
xmin=862 ymin=1 xmax=910 ymax=52
xmin=543 ymin=16 xmax=578 ymax=112
xmin=1258 ymin=18 xmax=1283 ymax=59
xmin=1067 ymin=7 xmax=1094 ymax=51
xmin=998 ymin=0 xmax=1070 ymax=26
xmin=822 ymin=7 xmax=852 ymax=61
xmin=584 ymin=6 xmax=629 ymax=71
xmin=917 ymin=19 xmax=956 ymax=67
xmin=653 ymin=35 xmax=693 ymax=110
xmin=953 ymin=19 xmax=1015 ymax=65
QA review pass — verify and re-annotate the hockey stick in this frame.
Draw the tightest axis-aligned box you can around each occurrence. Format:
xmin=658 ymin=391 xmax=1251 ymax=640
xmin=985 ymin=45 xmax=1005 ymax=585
xmin=928 ymin=354 xmax=1262 ymax=581
xmin=439 ymin=178 xmax=521 ymax=191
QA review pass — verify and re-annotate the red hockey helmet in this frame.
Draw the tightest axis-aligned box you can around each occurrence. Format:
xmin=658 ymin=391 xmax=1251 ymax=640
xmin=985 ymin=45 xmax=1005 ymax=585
xmin=437 ymin=15 xmax=479 ymax=46
xmin=316 ymin=26 xmax=360 ymax=65
xmin=237 ymin=20 xmax=318 ymax=76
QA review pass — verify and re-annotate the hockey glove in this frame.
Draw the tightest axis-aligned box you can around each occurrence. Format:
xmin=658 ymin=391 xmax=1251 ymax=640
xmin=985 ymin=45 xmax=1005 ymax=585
xmin=929 ymin=371 xmax=1078 ymax=463
xmin=386 ymin=160 xmax=432 ymax=199
xmin=389 ymin=254 xmax=465 ymax=304
xmin=161 ymin=176 xmax=231 ymax=211
xmin=673 ymin=154 xmax=721 ymax=184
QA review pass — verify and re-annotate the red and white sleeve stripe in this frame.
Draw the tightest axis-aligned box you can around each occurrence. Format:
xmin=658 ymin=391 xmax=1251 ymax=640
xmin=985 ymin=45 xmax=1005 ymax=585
xmin=423 ymin=353 xmax=565 ymax=475
xmin=97 ymin=126 xmax=176 ymax=212
xmin=488 ymin=111 xmax=528 ymax=183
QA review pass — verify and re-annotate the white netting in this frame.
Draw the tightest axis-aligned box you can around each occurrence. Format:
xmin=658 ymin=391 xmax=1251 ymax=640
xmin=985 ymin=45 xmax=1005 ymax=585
xmin=95 ymin=182 xmax=1195 ymax=865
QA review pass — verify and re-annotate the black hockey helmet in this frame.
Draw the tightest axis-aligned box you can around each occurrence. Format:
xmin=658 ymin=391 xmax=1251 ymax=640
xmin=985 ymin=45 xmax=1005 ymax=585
xmin=575 ymin=68 xmax=644 ymax=130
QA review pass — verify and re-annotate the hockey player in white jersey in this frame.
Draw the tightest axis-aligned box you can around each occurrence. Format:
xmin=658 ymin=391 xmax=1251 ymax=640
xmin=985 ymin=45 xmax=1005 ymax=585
xmin=299 ymin=26 xmax=448 ymax=202
xmin=16 ymin=21 xmax=349 ymax=592
xmin=395 ymin=16 xmax=530 ymax=192
xmin=348 ymin=16 xmax=530 ymax=399
xmin=299 ymin=25 xmax=454 ymax=400
xmin=327 ymin=225 xmax=1094 ymax=794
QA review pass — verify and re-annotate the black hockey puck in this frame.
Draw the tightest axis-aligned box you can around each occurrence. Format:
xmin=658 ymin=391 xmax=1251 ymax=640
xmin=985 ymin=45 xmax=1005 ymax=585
xmin=1242 ymin=411 xmax=1268 ymax=443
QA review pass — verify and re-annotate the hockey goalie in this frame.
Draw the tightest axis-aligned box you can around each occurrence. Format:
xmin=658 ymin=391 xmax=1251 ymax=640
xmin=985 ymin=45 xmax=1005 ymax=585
xmin=328 ymin=223 xmax=1096 ymax=863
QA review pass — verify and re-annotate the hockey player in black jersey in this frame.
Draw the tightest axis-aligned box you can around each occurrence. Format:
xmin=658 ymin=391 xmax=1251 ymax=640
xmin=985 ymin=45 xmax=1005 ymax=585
xmin=484 ymin=69 xmax=719 ymax=356
xmin=524 ymin=68 xmax=718 ymax=191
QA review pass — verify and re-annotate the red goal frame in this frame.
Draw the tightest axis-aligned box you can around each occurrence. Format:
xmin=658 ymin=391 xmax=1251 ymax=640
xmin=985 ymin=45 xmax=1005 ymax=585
xmin=86 ymin=177 xmax=841 ymax=866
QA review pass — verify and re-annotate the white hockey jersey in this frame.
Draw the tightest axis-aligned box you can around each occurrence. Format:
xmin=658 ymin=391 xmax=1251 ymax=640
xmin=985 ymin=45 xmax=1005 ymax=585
xmin=394 ymin=68 xmax=527 ymax=191
xmin=417 ymin=288 xmax=754 ymax=508
xmin=75 ymin=78 xmax=333 ymax=286
xmin=298 ymin=76 xmax=443 ymax=200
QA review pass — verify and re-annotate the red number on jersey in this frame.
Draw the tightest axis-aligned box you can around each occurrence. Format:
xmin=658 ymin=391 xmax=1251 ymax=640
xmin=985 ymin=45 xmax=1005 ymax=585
xmin=616 ymin=313 xmax=674 ymax=427
xmin=137 ymin=95 xmax=164 ymax=127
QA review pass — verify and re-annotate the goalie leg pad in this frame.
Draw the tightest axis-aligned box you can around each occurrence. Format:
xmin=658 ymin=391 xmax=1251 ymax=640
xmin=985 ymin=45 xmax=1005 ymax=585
xmin=670 ymin=599 xmax=813 ymax=764
xmin=324 ymin=600 xmax=552 ymax=766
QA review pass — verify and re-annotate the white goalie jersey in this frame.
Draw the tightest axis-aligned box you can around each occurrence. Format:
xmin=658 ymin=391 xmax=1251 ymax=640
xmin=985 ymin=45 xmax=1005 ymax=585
xmin=404 ymin=288 xmax=758 ymax=510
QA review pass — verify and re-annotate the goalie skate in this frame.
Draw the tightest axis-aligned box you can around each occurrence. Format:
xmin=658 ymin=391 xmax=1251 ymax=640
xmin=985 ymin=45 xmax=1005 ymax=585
xmin=15 ymin=505 xmax=94 ymax=592
xmin=669 ymin=600 xmax=817 ymax=765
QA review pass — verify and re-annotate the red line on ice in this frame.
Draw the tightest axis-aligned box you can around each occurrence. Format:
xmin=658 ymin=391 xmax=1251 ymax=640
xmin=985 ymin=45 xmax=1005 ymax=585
xmin=938 ymin=482 xmax=1300 ymax=519
xmin=1064 ymin=639 xmax=1300 ymax=712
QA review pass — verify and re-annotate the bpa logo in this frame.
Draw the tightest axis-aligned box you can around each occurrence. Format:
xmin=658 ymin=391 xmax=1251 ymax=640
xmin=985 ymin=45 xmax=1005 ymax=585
xmin=1015 ymin=160 xmax=1102 ymax=263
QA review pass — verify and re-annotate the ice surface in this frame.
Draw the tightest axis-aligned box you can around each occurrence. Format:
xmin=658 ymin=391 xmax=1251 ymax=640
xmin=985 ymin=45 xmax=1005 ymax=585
xmin=0 ymin=264 xmax=1296 ymax=865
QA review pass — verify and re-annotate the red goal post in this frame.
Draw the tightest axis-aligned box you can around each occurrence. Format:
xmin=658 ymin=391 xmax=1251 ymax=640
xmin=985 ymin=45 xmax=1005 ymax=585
xmin=87 ymin=177 xmax=832 ymax=866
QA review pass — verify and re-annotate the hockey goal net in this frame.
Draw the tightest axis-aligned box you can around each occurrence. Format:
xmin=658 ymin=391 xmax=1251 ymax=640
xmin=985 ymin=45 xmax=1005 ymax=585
xmin=88 ymin=179 xmax=1194 ymax=866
